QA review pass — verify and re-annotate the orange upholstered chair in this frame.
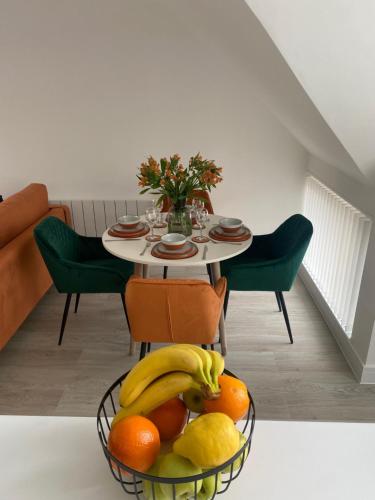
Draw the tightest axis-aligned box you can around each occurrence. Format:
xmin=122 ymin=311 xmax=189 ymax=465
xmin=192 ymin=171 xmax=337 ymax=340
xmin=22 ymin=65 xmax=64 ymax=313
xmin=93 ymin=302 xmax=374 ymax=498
xmin=161 ymin=190 xmax=214 ymax=215
xmin=125 ymin=275 xmax=227 ymax=358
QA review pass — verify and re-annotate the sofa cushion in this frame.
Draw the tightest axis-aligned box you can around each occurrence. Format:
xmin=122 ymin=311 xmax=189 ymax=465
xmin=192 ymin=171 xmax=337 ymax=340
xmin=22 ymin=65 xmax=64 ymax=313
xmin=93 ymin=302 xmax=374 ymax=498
xmin=0 ymin=184 xmax=49 ymax=248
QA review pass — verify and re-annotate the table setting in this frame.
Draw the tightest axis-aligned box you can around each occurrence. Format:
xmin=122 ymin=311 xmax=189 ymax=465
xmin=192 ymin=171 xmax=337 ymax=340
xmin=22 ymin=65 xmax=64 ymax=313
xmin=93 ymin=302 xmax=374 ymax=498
xmin=104 ymin=152 xmax=252 ymax=260
xmin=103 ymin=213 xmax=252 ymax=262
xmin=102 ymin=153 xmax=253 ymax=356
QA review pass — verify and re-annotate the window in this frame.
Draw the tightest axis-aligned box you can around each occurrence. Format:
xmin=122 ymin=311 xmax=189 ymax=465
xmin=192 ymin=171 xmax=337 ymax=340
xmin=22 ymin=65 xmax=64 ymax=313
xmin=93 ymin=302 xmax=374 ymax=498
xmin=303 ymin=176 xmax=371 ymax=336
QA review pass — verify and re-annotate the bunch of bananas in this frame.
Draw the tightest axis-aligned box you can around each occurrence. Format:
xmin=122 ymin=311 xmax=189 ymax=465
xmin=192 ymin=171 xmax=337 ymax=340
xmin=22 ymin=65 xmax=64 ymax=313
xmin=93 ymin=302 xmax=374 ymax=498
xmin=112 ymin=345 xmax=224 ymax=427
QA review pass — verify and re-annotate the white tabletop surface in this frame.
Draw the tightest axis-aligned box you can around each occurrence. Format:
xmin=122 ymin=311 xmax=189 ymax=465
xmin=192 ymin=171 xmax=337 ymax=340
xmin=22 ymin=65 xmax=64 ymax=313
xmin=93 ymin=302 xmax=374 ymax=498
xmin=1 ymin=416 xmax=375 ymax=500
xmin=102 ymin=215 xmax=252 ymax=267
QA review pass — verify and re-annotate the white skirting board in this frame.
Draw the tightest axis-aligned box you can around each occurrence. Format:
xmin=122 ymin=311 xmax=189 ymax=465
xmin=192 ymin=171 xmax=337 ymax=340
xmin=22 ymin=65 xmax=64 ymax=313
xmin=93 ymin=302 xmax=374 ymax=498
xmin=50 ymin=199 xmax=154 ymax=237
xmin=299 ymin=265 xmax=375 ymax=383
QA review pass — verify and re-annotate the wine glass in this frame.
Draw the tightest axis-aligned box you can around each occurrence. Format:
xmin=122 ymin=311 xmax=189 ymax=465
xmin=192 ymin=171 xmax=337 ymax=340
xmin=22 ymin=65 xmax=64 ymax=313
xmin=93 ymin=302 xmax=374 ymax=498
xmin=192 ymin=199 xmax=204 ymax=230
xmin=153 ymin=203 xmax=167 ymax=229
xmin=192 ymin=208 xmax=209 ymax=243
xmin=145 ymin=208 xmax=161 ymax=242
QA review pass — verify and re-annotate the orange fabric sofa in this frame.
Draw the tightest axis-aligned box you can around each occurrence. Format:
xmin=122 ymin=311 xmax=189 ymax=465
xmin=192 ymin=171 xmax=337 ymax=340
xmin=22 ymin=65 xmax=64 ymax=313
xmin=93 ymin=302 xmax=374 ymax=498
xmin=0 ymin=184 xmax=71 ymax=349
xmin=125 ymin=275 xmax=227 ymax=344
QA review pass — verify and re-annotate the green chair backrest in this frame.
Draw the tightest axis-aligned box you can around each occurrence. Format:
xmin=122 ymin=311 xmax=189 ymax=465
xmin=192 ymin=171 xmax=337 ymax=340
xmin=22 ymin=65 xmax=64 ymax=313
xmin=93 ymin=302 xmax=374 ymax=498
xmin=34 ymin=216 xmax=129 ymax=294
xmin=34 ymin=216 xmax=81 ymax=262
xmin=34 ymin=216 xmax=84 ymax=292
xmin=270 ymin=214 xmax=313 ymax=260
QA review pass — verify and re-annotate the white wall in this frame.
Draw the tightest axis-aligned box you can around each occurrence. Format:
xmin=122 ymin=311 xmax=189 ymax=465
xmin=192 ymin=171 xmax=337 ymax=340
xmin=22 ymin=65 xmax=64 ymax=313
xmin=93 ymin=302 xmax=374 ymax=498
xmin=0 ymin=0 xmax=307 ymax=233
xmin=307 ymin=154 xmax=375 ymax=381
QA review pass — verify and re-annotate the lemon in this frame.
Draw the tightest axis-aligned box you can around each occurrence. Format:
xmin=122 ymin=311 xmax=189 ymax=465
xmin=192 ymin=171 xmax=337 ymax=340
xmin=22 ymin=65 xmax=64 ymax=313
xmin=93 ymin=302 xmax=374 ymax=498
xmin=173 ymin=413 xmax=239 ymax=468
xmin=222 ymin=431 xmax=248 ymax=474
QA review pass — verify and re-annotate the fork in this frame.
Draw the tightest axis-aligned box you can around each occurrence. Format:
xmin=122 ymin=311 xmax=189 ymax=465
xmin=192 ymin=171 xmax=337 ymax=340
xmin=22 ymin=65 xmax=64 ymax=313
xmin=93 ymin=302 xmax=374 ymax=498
xmin=139 ymin=241 xmax=151 ymax=256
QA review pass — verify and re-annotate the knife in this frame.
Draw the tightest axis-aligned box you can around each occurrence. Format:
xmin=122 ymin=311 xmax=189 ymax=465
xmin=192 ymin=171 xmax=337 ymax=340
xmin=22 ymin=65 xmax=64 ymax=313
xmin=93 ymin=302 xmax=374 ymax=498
xmin=203 ymin=245 xmax=208 ymax=260
xmin=104 ymin=238 xmax=142 ymax=242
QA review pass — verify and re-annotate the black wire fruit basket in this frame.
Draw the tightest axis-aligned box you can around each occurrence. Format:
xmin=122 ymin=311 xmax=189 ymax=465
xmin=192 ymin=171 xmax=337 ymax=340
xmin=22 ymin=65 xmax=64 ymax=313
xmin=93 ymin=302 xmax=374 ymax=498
xmin=97 ymin=368 xmax=255 ymax=499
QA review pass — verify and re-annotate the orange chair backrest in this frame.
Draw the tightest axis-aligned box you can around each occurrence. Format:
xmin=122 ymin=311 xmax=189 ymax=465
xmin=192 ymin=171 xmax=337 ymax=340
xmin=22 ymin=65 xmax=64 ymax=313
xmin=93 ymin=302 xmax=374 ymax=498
xmin=161 ymin=190 xmax=214 ymax=215
xmin=125 ymin=276 xmax=226 ymax=344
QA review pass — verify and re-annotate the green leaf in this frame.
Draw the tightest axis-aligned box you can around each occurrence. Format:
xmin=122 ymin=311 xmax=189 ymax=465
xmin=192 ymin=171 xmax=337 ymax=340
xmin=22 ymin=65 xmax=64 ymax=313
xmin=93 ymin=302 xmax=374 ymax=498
xmin=160 ymin=158 xmax=166 ymax=175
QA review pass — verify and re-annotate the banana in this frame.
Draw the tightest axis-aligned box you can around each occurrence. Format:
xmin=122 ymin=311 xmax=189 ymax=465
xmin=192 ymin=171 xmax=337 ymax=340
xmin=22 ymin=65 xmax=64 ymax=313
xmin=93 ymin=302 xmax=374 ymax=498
xmin=170 ymin=344 xmax=213 ymax=387
xmin=119 ymin=345 xmax=208 ymax=407
xmin=207 ymin=350 xmax=225 ymax=392
xmin=112 ymin=372 xmax=200 ymax=428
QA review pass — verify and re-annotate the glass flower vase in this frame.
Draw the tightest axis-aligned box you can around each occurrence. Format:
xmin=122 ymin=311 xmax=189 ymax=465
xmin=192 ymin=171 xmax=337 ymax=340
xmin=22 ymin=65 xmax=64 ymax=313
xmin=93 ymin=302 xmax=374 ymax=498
xmin=167 ymin=204 xmax=192 ymax=236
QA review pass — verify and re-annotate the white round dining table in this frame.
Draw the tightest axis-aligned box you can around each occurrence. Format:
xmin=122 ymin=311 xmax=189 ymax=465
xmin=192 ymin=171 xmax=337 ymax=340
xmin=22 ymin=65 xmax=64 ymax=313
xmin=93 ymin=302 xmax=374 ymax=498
xmin=102 ymin=214 xmax=252 ymax=356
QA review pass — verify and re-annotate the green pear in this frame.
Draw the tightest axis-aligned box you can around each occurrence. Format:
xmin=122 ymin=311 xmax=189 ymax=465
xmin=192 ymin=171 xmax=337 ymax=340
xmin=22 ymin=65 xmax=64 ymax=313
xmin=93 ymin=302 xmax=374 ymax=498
xmin=143 ymin=456 xmax=168 ymax=500
xmin=158 ymin=452 xmax=203 ymax=498
xmin=197 ymin=472 xmax=222 ymax=500
xmin=223 ymin=431 xmax=248 ymax=474
xmin=143 ymin=480 xmax=168 ymax=500
xmin=183 ymin=388 xmax=204 ymax=414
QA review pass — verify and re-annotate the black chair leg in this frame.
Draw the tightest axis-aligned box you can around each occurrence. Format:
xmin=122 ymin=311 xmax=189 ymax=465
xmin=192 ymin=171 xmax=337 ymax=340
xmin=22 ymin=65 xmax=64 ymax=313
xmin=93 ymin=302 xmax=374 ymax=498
xmin=58 ymin=293 xmax=72 ymax=345
xmin=163 ymin=266 xmax=168 ymax=279
xmin=210 ymin=344 xmax=215 ymax=350
xmin=206 ymin=264 xmax=213 ymax=285
xmin=147 ymin=342 xmax=151 ymax=353
xmin=201 ymin=344 xmax=207 ymax=350
xmin=139 ymin=342 xmax=147 ymax=360
xmin=275 ymin=292 xmax=282 ymax=312
xmin=74 ymin=293 xmax=80 ymax=313
xmin=278 ymin=292 xmax=293 ymax=344
xmin=223 ymin=290 xmax=230 ymax=319
xmin=120 ymin=293 xmax=131 ymax=331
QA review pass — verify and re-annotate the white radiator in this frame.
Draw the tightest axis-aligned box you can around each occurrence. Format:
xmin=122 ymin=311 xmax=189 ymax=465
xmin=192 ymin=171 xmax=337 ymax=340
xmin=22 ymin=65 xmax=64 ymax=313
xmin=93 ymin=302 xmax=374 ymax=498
xmin=303 ymin=176 xmax=372 ymax=336
xmin=50 ymin=199 xmax=154 ymax=237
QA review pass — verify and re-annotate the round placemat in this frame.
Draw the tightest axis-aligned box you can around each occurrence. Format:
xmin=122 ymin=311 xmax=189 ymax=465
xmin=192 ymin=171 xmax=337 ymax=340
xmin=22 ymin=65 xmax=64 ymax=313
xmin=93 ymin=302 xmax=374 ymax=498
xmin=151 ymin=241 xmax=198 ymax=259
xmin=209 ymin=225 xmax=251 ymax=242
xmin=108 ymin=223 xmax=150 ymax=238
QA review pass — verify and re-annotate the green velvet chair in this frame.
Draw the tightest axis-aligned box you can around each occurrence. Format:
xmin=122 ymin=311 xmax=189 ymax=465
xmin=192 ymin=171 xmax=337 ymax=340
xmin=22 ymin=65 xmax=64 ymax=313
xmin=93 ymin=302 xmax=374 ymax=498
xmin=220 ymin=214 xmax=313 ymax=343
xmin=34 ymin=216 xmax=133 ymax=347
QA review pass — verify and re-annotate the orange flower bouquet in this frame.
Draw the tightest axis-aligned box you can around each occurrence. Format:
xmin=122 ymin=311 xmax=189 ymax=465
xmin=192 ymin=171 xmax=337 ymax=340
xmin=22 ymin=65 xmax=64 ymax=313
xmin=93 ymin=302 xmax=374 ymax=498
xmin=137 ymin=153 xmax=223 ymax=210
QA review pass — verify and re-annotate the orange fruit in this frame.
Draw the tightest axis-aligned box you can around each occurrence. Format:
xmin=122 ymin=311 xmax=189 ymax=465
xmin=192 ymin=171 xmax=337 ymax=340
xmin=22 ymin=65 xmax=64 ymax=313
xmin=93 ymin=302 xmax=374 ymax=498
xmin=108 ymin=415 xmax=160 ymax=472
xmin=147 ymin=397 xmax=188 ymax=441
xmin=203 ymin=374 xmax=250 ymax=422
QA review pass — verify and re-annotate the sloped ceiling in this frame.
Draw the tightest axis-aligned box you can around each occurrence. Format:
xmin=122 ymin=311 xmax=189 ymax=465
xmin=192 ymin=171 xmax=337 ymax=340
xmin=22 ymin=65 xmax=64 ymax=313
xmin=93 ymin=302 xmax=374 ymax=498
xmin=193 ymin=0 xmax=363 ymax=182
xmin=246 ymin=0 xmax=375 ymax=183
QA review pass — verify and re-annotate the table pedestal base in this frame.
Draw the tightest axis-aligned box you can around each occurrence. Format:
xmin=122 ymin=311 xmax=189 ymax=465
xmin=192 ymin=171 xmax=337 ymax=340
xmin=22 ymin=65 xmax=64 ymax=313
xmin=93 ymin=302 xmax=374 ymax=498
xmin=127 ymin=263 xmax=144 ymax=355
xmin=211 ymin=261 xmax=227 ymax=356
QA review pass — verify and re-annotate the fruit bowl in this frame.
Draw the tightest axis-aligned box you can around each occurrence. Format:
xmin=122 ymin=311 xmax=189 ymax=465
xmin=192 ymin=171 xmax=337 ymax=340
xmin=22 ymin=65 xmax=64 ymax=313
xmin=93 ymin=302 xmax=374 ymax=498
xmin=97 ymin=368 xmax=255 ymax=499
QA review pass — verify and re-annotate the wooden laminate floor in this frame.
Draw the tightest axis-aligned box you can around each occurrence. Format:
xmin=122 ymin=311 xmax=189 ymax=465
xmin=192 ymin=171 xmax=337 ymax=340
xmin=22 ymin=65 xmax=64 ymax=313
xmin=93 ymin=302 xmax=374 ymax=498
xmin=1 ymin=266 xmax=375 ymax=422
